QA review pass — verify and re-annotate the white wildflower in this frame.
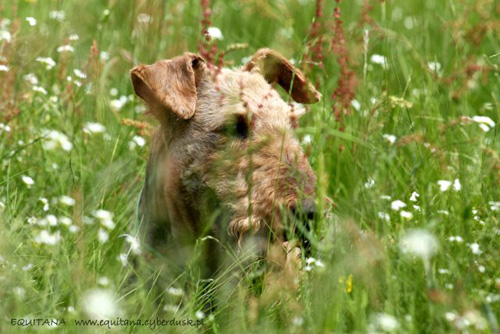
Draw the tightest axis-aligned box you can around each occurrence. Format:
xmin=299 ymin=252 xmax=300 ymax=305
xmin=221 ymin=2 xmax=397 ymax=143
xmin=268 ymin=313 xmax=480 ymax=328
xmin=69 ymin=225 xmax=80 ymax=233
xmin=36 ymin=57 xmax=56 ymax=70
xmin=33 ymin=86 xmax=48 ymax=95
xmin=97 ymin=277 xmax=110 ymax=286
xmin=69 ymin=34 xmax=79 ymax=41
xmin=98 ymin=228 xmax=109 ymax=244
xmin=437 ymin=210 xmax=449 ymax=215
xmin=42 ymin=129 xmax=73 ymax=151
xmin=137 ymin=13 xmax=153 ymax=24
xmin=25 ymin=17 xmax=37 ymax=26
xmin=409 ymin=191 xmax=419 ymax=202
xmin=110 ymin=95 xmax=128 ymax=111
xmin=370 ymin=54 xmax=388 ymax=69
xmin=489 ymin=201 xmax=500 ymax=211
xmin=364 ymin=178 xmax=375 ymax=189
xmin=100 ymin=51 xmax=110 ymax=61
xmin=472 ymin=116 xmax=495 ymax=132
xmin=34 ymin=230 xmax=61 ymax=245
xmin=427 ymin=61 xmax=441 ymax=75
xmin=0 ymin=30 xmax=11 ymax=43
xmin=59 ymin=217 xmax=72 ymax=226
xmin=166 ymin=287 xmax=184 ymax=297
xmin=49 ymin=10 xmax=66 ymax=21
xmin=291 ymin=317 xmax=304 ymax=326
xmin=453 ymin=179 xmax=462 ymax=191
xmin=382 ymin=134 xmax=397 ymax=144
xmin=81 ymin=289 xmax=119 ymax=320
xmin=83 ymin=122 xmax=106 ymax=134
xmin=39 ymin=197 xmax=49 ymax=211
xmin=57 ymin=45 xmax=74 ymax=53
xmin=207 ymin=27 xmax=224 ymax=40
xmin=391 ymin=200 xmax=406 ymax=211
xmin=73 ymin=69 xmax=86 ymax=79
xmin=13 ymin=287 xmax=26 ymax=299
xmin=399 ymin=229 xmax=439 ymax=261
xmin=378 ymin=212 xmax=390 ymax=221
xmin=59 ymin=195 xmax=75 ymax=206
xmin=437 ymin=180 xmax=452 ymax=192
xmin=302 ymin=134 xmax=312 ymax=145
xmin=24 ymin=73 xmax=39 ymax=85
xmin=22 ymin=175 xmax=35 ymax=188
xmin=449 ymin=236 xmax=464 ymax=243
xmin=117 ymin=253 xmax=128 ymax=267
xmin=0 ymin=64 xmax=9 ymax=72
xmin=46 ymin=214 xmax=58 ymax=226
xmin=351 ymin=99 xmax=361 ymax=111
xmin=195 ymin=310 xmax=205 ymax=320
xmin=400 ymin=210 xmax=413 ymax=220
xmin=368 ymin=313 xmax=400 ymax=333
xmin=469 ymin=243 xmax=482 ymax=255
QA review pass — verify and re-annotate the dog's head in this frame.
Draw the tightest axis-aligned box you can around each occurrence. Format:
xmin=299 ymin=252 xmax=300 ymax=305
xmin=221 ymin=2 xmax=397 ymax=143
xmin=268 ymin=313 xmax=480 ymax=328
xmin=131 ymin=49 xmax=320 ymax=247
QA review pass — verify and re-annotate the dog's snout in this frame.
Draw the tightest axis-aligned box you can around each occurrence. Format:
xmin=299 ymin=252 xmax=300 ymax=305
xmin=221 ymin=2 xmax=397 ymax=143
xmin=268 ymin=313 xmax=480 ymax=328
xmin=291 ymin=198 xmax=316 ymax=221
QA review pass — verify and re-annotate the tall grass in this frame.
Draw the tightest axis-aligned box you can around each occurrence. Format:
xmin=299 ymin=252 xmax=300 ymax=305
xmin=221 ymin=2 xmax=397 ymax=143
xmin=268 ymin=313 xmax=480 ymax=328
xmin=1 ymin=0 xmax=499 ymax=333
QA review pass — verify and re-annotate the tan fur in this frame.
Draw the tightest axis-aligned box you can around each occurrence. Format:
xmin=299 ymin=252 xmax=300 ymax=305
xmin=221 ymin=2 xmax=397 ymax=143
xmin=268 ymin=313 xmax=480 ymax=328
xmin=131 ymin=49 xmax=320 ymax=273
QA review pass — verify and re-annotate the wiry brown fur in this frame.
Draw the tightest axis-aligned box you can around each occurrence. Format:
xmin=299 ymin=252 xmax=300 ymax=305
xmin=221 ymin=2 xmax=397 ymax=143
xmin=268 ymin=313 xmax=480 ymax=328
xmin=131 ymin=49 xmax=320 ymax=275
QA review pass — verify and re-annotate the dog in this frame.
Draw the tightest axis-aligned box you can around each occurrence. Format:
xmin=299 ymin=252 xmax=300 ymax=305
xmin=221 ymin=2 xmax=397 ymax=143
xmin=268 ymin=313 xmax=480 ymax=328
xmin=130 ymin=48 xmax=320 ymax=280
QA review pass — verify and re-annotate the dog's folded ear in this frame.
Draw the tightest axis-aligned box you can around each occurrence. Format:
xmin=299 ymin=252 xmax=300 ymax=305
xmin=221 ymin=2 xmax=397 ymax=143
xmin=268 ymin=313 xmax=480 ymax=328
xmin=243 ymin=48 xmax=321 ymax=104
xmin=131 ymin=53 xmax=205 ymax=120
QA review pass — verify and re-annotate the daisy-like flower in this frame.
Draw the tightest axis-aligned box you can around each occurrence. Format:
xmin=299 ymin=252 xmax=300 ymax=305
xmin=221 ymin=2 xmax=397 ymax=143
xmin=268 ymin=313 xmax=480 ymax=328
xmin=122 ymin=234 xmax=141 ymax=255
xmin=39 ymin=197 xmax=49 ymax=211
xmin=110 ymin=95 xmax=128 ymax=111
xmin=128 ymin=135 xmax=146 ymax=150
xmin=73 ymin=69 xmax=86 ymax=79
xmin=59 ymin=195 xmax=75 ymax=206
xmin=34 ymin=230 xmax=61 ymax=245
xmin=36 ymin=57 xmax=56 ymax=70
xmin=399 ymin=229 xmax=439 ymax=261
xmin=49 ymin=10 xmax=65 ymax=21
xmin=351 ymin=99 xmax=361 ymax=111
xmin=83 ymin=122 xmax=106 ymax=134
xmin=98 ymin=228 xmax=109 ymax=244
xmin=472 ymin=116 xmax=495 ymax=132
xmin=427 ymin=61 xmax=442 ymax=75
xmin=207 ymin=27 xmax=224 ymax=40
xmin=166 ymin=287 xmax=184 ymax=297
xmin=370 ymin=54 xmax=388 ymax=69
xmin=137 ymin=13 xmax=153 ymax=24
xmin=57 ymin=45 xmax=74 ymax=53
xmin=22 ymin=175 xmax=35 ymax=188
xmin=449 ymin=236 xmax=464 ymax=243
xmin=382 ymin=134 xmax=397 ymax=144
xmin=391 ymin=200 xmax=407 ymax=211
xmin=25 ymin=17 xmax=37 ymax=26
xmin=0 ymin=64 xmax=9 ymax=72
xmin=400 ymin=210 xmax=413 ymax=220
xmin=367 ymin=313 xmax=400 ymax=333
xmin=93 ymin=209 xmax=115 ymax=230
xmin=409 ymin=191 xmax=419 ymax=202
xmin=0 ymin=30 xmax=11 ymax=43
xmin=453 ymin=179 xmax=462 ymax=191
xmin=81 ymin=289 xmax=120 ymax=320
xmin=469 ymin=243 xmax=482 ymax=255
xmin=42 ymin=129 xmax=73 ymax=151
xmin=437 ymin=180 xmax=452 ymax=192
xmin=24 ymin=73 xmax=39 ymax=85
xmin=33 ymin=86 xmax=48 ymax=95
xmin=59 ymin=217 xmax=72 ymax=226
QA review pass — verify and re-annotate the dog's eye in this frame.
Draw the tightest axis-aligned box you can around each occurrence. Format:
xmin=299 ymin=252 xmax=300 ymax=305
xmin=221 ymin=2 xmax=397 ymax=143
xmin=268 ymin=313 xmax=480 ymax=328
xmin=223 ymin=114 xmax=249 ymax=139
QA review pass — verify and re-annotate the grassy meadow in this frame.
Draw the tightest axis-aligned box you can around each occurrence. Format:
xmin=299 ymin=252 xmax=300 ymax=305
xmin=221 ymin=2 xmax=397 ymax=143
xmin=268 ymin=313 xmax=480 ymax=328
xmin=1 ymin=0 xmax=500 ymax=333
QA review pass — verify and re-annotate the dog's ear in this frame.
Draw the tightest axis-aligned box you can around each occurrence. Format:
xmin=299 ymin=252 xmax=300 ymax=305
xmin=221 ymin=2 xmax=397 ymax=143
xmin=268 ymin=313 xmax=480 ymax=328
xmin=130 ymin=53 xmax=205 ymax=120
xmin=243 ymin=48 xmax=321 ymax=104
